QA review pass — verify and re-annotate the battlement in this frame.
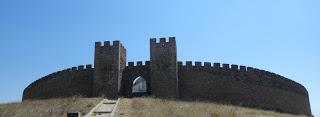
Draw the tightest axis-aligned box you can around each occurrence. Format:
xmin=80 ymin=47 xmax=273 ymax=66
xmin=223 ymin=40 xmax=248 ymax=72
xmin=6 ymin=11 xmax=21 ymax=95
xmin=179 ymin=61 xmax=240 ymax=70
xmin=67 ymin=64 xmax=93 ymax=71
xmin=214 ymin=63 xmax=221 ymax=68
xmin=150 ymin=37 xmax=176 ymax=45
xmin=231 ymin=64 xmax=238 ymax=71
xmin=239 ymin=66 xmax=247 ymax=72
xmin=179 ymin=61 xmax=306 ymax=88
xmin=177 ymin=61 xmax=307 ymax=94
xmin=178 ymin=61 xmax=249 ymax=71
xmin=95 ymin=40 xmax=121 ymax=48
xmin=25 ymin=64 xmax=94 ymax=91
xmin=127 ymin=61 xmax=150 ymax=67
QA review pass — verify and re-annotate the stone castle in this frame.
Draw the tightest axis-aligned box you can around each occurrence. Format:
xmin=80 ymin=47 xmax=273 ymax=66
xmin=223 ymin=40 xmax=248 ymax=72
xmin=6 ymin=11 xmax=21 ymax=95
xmin=23 ymin=37 xmax=311 ymax=116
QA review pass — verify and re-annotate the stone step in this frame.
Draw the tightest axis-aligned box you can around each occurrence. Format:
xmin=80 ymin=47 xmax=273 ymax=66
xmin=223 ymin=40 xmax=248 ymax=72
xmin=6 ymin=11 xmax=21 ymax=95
xmin=93 ymin=111 xmax=112 ymax=113
xmin=93 ymin=103 xmax=115 ymax=113
xmin=103 ymin=100 xmax=117 ymax=104
xmin=92 ymin=113 xmax=111 ymax=117
xmin=85 ymin=99 xmax=118 ymax=117
xmin=103 ymin=102 xmax=116 ymax=104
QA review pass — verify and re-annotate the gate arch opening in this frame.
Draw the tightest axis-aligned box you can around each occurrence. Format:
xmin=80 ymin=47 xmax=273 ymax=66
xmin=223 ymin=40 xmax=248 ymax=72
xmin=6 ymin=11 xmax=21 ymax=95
xmin=132 ymin=76 xmax=147 ymax=96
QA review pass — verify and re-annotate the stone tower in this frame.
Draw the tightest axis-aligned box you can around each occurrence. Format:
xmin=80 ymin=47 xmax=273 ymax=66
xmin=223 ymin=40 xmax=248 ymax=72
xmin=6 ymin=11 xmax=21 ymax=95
xmin=150 ymin=37 xmax=179 ymax=98
xmin=93 ymin=40 xmax=126 ymax=99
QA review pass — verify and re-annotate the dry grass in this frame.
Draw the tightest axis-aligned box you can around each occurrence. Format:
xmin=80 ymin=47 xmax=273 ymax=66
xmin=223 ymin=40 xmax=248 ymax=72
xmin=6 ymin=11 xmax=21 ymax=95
xmin=113 ymin=97 xmax=307 ymax=117
xmin=0 ymin=96 xmax=102 ymax=117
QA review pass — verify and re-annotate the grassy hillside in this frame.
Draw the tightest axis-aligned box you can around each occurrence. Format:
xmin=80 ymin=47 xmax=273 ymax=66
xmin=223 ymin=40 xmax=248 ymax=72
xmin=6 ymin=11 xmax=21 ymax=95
xmin=0 ymin=97 xmax=308 ymax=117
xmin=113 ymin=97 xmax=307 ymax=117
xmin=0 ymin=97 xmax=102 ymax=117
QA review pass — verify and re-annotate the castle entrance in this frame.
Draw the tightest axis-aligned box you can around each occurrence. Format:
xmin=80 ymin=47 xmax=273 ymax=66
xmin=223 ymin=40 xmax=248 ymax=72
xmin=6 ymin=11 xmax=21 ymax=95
xmin=132 ymin=76 xmax=147 ymax=96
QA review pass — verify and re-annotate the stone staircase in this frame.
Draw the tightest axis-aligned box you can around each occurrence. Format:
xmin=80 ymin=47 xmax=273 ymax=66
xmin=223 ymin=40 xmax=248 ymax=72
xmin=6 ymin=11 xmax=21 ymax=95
xmin=85 ymin=99 xmax=118 ymax=117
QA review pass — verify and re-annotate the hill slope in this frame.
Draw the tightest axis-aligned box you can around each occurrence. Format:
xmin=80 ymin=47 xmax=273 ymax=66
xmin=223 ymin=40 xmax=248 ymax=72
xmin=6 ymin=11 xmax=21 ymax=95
xmin=0 ymin=97 xmax=308 ymax=117
xmin=113 ymin=97 xmax=307 ymax=117
xmin=0 ymin=97 xmax=102 ymax=117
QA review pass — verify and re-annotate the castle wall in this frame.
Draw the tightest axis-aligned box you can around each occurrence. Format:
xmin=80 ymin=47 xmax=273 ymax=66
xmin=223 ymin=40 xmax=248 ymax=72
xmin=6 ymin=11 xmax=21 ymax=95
xmin=177 ymin=61 xmax=311 ymax=116
xmin=22 ymin=65 xmax=94 ymax=100
xmin=120 ymin=61 xmax=151 ymax=97
xmin=22 ymin=38 xmax=312 ymax=116
xmin=150 ymin=37 xmax=179 ymax=98
xmin=93 ymin=41 xmax=126 ymax=98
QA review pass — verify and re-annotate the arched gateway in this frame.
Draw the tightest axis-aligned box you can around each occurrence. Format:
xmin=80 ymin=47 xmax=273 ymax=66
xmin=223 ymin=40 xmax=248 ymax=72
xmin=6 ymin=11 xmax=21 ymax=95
xmin=132 ymin=76 xmax=147 ymax=96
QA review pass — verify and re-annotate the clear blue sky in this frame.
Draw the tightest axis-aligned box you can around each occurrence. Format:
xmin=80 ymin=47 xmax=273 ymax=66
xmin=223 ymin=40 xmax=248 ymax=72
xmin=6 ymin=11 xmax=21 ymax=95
xmin=0 ymin=0 xmax=319 ymax=116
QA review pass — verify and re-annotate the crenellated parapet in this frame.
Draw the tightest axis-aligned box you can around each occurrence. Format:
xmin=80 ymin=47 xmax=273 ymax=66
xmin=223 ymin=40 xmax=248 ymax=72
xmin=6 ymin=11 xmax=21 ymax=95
xmin=150 ymin=37 xmax=176 ymax=45
xmin=177 ymin=61 xmax=307 ymax=96
xmin=178 ymin=61 xmax=311 ymax=115
xmin=95 ymin=40 xmax=123 ymax=48
xmin=126 ymin=61 xmax=150 ymax=67
xmin=22 ymin=64 xmax=94 ymax=100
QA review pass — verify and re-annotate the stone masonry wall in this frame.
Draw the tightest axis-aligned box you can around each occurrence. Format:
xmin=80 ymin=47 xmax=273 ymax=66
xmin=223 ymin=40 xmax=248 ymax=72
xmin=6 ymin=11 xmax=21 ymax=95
xmin=22 ymin=65 xmax=94 ymax=100
xmin=119 ymin=43 xmax=127 ymax=94
xmin=177 ymin=61 xmax=311 ymax=116
xmin=93 ymin=41 xmax=126 ymax=98
xmin=150 ymin=37 xmax=179 ymax=98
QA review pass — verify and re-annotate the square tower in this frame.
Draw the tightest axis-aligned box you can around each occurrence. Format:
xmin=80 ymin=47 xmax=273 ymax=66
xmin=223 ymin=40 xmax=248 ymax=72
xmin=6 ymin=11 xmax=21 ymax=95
xmin=93 ymin=40 xmax=126 ymax=99
xmin=150 ymin=37 xmax=179 ymax=98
